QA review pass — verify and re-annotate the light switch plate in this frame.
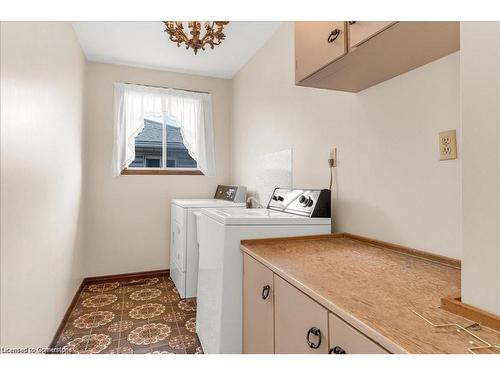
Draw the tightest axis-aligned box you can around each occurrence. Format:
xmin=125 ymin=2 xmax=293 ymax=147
xmin=439 ymin=130 xmax=457 ymax=161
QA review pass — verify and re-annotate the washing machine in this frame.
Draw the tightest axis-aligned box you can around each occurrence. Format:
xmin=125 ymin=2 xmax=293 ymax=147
xmin=196 ymin=188 xmax=332 ymax=353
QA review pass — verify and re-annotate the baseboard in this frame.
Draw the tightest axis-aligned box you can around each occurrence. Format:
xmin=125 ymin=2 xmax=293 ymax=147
xmin=49 ymin=280 xmax=85 ymax=349
xmin=83 ymin=269 xmax=169 ymax=284
xmin=49 ymin=268 xmax=170 ymax=349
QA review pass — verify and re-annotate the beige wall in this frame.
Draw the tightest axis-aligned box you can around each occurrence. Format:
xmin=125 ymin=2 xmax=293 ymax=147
xmin=460 ymin=22 xmax=500 ymax=315
xmin=84 ymin=63 xmax=231 ymax=277
xmin=231 ymin=23 xmax=461 ymax=259
xmin=0 ymin=22 xmax=86 ymax=347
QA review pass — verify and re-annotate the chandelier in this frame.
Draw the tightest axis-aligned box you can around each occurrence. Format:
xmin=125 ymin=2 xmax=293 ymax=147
xmin=163 ymin=21 xmax=229 ymax=55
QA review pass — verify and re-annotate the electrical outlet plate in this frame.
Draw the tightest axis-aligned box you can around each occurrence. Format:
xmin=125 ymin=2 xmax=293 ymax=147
xmin=439 ymin=130 xmax=457 ymax=161
xmin=329 ymin=148 xmax=337 ymax=167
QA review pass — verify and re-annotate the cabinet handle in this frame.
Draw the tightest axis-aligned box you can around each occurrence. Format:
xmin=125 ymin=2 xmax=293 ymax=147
xmin=261 ymin=285 xmax=271 ymax=300
xmin=306 ymin=327 xmax=322 ymax=349
xmin=327 ymin=29 xmax=341 ymax=43
xmin=329 ymin=346 xmax=346 ymax=354
xmin=348 ymin=21 xmax=357 ymax=25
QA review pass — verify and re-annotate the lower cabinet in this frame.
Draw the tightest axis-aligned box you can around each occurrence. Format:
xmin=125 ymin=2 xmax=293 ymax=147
xmin=329 ymin=313 xmax=389 ymax=354
xmin=242 ymin=254 xmax=274 ymax=353
xmin=242 ymin=253 xmax=390 ymax=354
xmin=274 ymin=274 xmax=329 ymax=353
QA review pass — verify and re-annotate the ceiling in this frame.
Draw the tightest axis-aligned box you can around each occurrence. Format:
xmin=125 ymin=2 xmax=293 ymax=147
xmin=72 ymin=21 xmax=282 ymax=79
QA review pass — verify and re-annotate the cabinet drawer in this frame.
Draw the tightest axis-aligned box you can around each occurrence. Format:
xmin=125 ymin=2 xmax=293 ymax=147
xmin=243 ymin=254 xmax=274 ymax=354
xmin=328 ymin=313 xmax=389 ymax=354
xmin=348 ymin=21 xmax=395 ymax=49
xmin=274 ymin=275 xmax=328 ymax=353
xmin=295 ymin=21 xmax=346 ymax=82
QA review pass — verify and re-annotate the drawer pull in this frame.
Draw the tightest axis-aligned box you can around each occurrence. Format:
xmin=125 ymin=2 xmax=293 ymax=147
xmin=306 ymin=327 xmax=322 ymax=349
xmin=327 ymin=29 xmax=341 ymax=43
xmin=329 ymin=346 xmax=346 ymax=354
xmin=261 ymin=285 xmax=271 ymax=300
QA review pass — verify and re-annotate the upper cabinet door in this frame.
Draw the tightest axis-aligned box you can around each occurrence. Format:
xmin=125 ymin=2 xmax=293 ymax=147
xmin=348 ymin=21 xmax=395 ymax=49
xmin=242 ymin=254 xmax=275 ymax=354
xmin=274 ymin=275 xmax=329 ymax=354
xmin=295 ymin=22 xmax=346 ymax=83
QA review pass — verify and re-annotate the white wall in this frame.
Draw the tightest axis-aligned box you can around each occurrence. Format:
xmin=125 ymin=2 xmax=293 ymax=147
xmin=0 ymin=22 xmax=86 ymax=347
xmin=84 ymin=63 xmax=231 ymax=277
xmin=460 ymin=22 xmax=500 ymax=315
xmin=231 ymin=23 xmax=461 ymax=259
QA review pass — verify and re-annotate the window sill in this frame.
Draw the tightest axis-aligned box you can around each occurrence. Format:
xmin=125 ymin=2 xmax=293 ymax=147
xmin=121 ymin=168 xmax=204 ymax=176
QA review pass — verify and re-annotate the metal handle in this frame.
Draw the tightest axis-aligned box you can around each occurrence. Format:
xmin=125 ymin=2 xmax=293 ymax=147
xmin=327 ymin=29 xmax=341 ymax=43
xmin=261 ymin=285 xmax=270 ymax=300
xmin=329 ymin=346 xmax=346 ymax=354
xmin=306 ymin=327 xmax=322 ymax=349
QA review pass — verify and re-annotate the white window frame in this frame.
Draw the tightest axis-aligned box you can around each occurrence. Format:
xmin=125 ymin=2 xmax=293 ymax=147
xmin=125 ymin=115 xmax=200 ymax=175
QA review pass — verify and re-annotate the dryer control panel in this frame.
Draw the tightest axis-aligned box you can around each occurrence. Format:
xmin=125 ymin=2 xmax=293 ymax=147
xmin=214 ymin=185 xmax=247 ymax=203
xmin=267 ymin=188 xmax=331 ymax=218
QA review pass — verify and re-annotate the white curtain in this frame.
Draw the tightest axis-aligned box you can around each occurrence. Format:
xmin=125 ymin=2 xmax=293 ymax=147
xmin=112 ymin=83 xmax=216 ymax=177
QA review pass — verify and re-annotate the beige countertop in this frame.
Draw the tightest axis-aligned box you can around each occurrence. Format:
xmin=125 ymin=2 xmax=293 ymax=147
xmin=240 ymin=233 xmax=500 ymax=354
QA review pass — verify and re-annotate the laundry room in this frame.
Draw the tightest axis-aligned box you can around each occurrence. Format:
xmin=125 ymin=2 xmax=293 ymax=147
xmin=1 ymin=1 xmax=500 ymax=373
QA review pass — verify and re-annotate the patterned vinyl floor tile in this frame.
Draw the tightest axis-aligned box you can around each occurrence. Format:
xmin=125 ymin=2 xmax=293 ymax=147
xmin=52 ymin=275 xmax=203 ymax=354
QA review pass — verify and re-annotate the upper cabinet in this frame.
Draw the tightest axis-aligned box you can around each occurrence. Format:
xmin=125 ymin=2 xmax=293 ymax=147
xmin=295 ymin=21 xmax=460 ymax=92
xmin=347 ymin=21 xmax=395 ymax=48
xmin=295 ymin=22 xmax=347 ymax=83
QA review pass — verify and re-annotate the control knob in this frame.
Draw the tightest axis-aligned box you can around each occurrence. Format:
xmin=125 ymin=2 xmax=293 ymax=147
xmin=299 ymin=195 xmax=314 ymax=207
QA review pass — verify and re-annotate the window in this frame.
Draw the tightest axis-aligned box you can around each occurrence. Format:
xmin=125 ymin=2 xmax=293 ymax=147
xmin=128 ymin=116 xmax=198 ymax=172
xmin=113 ymin=82 xmax=215 ymax=177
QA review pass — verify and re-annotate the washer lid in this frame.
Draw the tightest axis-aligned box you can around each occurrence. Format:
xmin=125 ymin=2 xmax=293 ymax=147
xmin=200 ymin=207 xmax=331 ymax=226
xmin=171 ymin=199 xmax=246 ymax=208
